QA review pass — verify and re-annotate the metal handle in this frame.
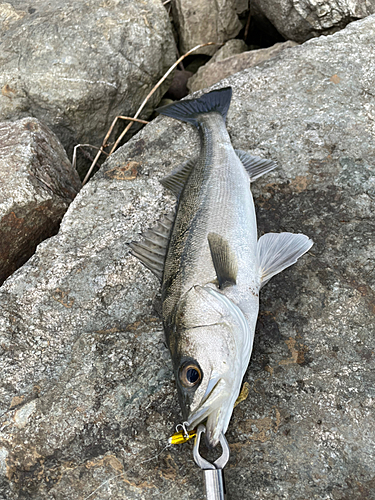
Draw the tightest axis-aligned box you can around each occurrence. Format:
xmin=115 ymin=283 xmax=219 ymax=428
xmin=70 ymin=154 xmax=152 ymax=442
xmin=203 ymin=468 xmax=226 ymax=500
xmin=193 ymin=425 xmax=229 ymax=500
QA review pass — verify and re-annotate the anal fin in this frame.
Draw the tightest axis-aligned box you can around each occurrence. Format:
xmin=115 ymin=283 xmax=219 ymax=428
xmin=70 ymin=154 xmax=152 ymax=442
xmin=235 ymin=149 xmax=277 ymax=181
xmin=128 ymin=211 xmax=175 ymax=280
xmin=258 ymin=232 xmax=313 ymax=287
xmin=208 ymin=233 xmax=238 ymax=289
xmin=160 ymin=158 xmax=197 ymax=197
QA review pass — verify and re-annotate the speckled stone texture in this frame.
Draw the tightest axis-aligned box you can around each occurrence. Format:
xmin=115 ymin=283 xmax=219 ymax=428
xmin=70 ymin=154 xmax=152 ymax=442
xmin=187 ymin=41 xmax=297 ymax=92
xmin=171 ymin=0 xmax=242 ymax=56
xmin=0 ymin=117 xmax=81 ymax=286
xmin=251 ymin=0 xmax=375 ymax=42
xmin=0 ymin=0 xmax=175 ymax=175
xmin=0 ymin=15 xmax=374 ymax=500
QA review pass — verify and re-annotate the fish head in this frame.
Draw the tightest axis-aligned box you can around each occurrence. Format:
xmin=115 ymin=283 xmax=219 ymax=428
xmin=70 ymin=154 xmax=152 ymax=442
xmin=170 ymin=285 xmax=252 ymax=447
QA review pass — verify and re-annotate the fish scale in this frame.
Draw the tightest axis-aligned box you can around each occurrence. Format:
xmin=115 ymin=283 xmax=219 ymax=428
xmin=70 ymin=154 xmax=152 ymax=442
xmin=163 ymin=115 xmax=256 ymax=309
xmin=129 ymin=86 xmax=313 ymax=447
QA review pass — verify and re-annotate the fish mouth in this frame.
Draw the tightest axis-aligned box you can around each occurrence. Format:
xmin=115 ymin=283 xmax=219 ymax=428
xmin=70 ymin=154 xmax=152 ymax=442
xmin=187 ymin=378 xmax=223 ymax=427
xmin=186 ymin=377 xmax=235 ymax=447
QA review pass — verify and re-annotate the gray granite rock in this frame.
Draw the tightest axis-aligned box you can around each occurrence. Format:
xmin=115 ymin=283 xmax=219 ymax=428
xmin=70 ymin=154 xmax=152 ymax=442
xmin=0 ymin=14 xmax=375 ymax=500
xmin=209 ymin=39 xmax=249 ymax=63
xmin=234 ymin=0 xmax=250 ymax=15
xmin=251 ymin=0 xmax=375 ymax=42
xmin=188 ymin=41 xmax=297 ymax=92
xmin=0 ymin=117 xmax=81 ymax=286
xmin=0 ymin=0 xmax=175 ymax=176
xmin=164 ymin=70 xmax=194 ymax=100
xmin=171 ymin=0 xmax=242 ymax=56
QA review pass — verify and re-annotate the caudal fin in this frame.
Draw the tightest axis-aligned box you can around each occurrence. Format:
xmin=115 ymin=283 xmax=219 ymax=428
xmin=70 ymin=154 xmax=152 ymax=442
xmin=156 ymin=87 xmax=232 ymax=128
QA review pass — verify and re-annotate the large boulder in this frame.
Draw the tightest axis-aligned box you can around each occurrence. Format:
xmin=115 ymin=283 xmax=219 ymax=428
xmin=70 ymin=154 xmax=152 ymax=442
xmin=188 ymin=40 xmax=297 ymax=92
xmin=171 ymin=0 xmax=242 ymax=56
xmin=0 ymin=0 xmax=175 ymax=175
xmin=251 ymin=0 xmax=375 ymax=42
xmin=0 ymin=117 xmax=81 ymax=285
xmin=1 ymin=14 xmax=374 ymax=500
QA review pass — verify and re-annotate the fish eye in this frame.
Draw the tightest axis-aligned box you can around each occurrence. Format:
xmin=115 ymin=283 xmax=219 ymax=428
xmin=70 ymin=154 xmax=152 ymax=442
xmin=179 ymin=362 xmax=202 ymax=388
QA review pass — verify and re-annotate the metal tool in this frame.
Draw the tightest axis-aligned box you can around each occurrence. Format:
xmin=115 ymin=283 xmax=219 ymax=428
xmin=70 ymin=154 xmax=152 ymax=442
xmin=193 ymin=424 xmax=230 ymax=500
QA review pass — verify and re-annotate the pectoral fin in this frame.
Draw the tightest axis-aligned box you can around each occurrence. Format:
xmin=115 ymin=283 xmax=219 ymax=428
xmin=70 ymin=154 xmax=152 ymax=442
xmin=258 ymin=232 xmax=313 ymax=288
xmin=235 ymin=149 xmax=277 ymax=181
xmin=208 ymin=233 xmax=238 ymax=289
xmin=160 ymin=158 xmax=197 ymax=197
xmin=128 ymin=211 xmax=175 ymax=280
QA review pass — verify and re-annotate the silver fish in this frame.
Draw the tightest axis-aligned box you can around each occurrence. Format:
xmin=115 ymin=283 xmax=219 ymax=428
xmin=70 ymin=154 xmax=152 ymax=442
xmin=129 ymin=87 xmax=313 ymax=447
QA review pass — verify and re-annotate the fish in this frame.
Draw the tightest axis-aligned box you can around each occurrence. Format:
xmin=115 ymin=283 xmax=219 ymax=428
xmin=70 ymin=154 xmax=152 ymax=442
xmin=129 ymin=87 xmax=313 ymax=447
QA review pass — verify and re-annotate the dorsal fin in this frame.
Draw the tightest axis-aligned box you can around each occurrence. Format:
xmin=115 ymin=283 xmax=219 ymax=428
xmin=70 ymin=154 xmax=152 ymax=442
xmin=128 ymin=211 xmax=175 ymax=280
xmin=207 ymin=233 xmax=238 ymax=289
xmin=235 ymin=149 xmax=277 ymax=181
xmin=160 ymin=158 xmax=197 ymax=197
xmin=257 ymin=232 xmax=313 ymax=288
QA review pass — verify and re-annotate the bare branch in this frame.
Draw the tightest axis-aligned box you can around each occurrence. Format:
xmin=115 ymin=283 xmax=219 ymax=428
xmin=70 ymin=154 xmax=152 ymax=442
xmin=82 ymin=118 xmax=148 ymax=185
xmin=109 ymin=42 xmax=220 ymax=156
xmin=82 ymin=42 xmax=221 ymax=186
xmin=73 ymin=144 xmax=109 ymax=171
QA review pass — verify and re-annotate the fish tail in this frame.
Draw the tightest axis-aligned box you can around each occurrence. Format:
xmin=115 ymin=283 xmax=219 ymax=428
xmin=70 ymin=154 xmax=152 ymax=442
xmin=156 ymin=87 xmax=232 ymax=128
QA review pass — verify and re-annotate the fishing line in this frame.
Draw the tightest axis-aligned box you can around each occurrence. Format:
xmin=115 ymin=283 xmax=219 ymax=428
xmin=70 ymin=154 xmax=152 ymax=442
xmin=83 ymin=441 xmax=172 ymax=499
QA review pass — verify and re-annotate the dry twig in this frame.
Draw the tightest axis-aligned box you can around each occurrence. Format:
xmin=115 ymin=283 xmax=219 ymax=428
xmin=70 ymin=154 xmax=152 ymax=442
xmin=244 ymin=8 xmax=252 ymax=41
xmin=82 ymin=42 xmax=220 ymax=186
xmin=72 ymin=144 xmax=109 ymax=172
xmin=81 ymin=118 xmax=148 ymax=185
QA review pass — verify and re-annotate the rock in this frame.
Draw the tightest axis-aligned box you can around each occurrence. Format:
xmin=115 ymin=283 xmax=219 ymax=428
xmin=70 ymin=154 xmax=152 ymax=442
xmin=245 ymin=2 xmax=286 ymax=48
xmin=210 ymin=39 xmax=249 ymax=63
xmin=184 ymin=54 xmax=211 ymax=74
xmin=235 ymin=0 xmax=250 ymax=15
xmin=0 ymin=0 xmax=175 ymax=176
xmin=1 ymin=14 xmax=375 ymax=500
xmin=171 ymin=0 xmax=242 ymax=56
xmin=188 ymin=40 xmax=297 ymax=92
xmin=0 ymin=117 xmax=81 ymax=286
xmin=164 ymin=70 xmax=194 ymax=100
xmin=250 ymin=0 xmax=375 ymax=42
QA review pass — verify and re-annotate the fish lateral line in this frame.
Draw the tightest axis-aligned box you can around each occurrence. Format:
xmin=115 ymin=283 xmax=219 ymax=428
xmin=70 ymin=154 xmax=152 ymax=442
xmin=129 ymin=87 xmax=314 ymax=451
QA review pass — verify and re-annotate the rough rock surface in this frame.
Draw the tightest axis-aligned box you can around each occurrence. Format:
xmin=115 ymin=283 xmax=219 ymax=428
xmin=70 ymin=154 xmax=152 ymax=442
xmin=171 ymin=0 xmax=242 ymax=56
xmin=1 ymin=15 xmax=375 ymax=500
xmin=235 ymin=0 xmax=250 ymax=15
xmin=0 ymin=0 xmax=175 ymax=174
xmin=209 ymin=38 xmax=249 ymax=63
xmin=164 ymin=70 xmax=194 ymax=100
xmin=251 ymin=0 xmax=375 ymax=42
xmin=188 ymin=40 xmax=297 ymax=92
xmin=0 ymin=117 xmax=81 ymax=286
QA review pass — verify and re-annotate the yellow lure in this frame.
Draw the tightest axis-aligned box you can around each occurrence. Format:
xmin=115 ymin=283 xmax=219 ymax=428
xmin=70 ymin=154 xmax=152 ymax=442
xmin=168 ymin=382 xmax=250 ymax=445
xmin=169 ymin=429 xmax=197 ymax=445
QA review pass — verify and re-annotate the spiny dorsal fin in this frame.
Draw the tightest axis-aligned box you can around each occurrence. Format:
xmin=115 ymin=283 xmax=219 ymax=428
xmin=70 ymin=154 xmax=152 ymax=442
xmin=208 ymin=233 xmax=238 ymax=289
xmin=257 ymin=232 xmax=313 ymax=288
xmin=128 ymin=211 xmax=175 ymax=280
xmin=235 ymin=149 xmax=277 ymax=181
xmin=160 ymin=157 xmax=197 ymax=197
